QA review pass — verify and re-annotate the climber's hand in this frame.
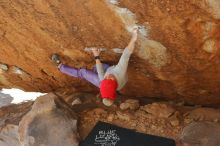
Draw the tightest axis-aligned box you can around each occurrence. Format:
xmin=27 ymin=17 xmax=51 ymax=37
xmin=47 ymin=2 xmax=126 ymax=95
xmin=131 ymin=27 xmax=138 ymax=43
xmin=92 ymin=48 xmax=101 ymax=57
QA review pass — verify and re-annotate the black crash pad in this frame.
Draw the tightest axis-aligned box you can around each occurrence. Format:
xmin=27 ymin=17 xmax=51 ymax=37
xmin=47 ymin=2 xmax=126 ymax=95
xmin=80 ymin=121 xmax=175 ymax=146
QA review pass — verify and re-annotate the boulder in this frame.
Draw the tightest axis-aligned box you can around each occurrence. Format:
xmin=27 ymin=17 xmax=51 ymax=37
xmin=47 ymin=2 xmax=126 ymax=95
xmin=18 ymin=93 xmax=79 ymax=146
xmin=181 ymin=122 xmax=220 ymax=146
xmin=185 ymin=107 xmax=220 ymax=122
xmin=142 ymin=103 xmax=175 ymax=118
xmin=120 ymin=99 xmax=140 ymax=110
xmin=0 ymin=124 xmax=20 ymax=146
xmin=169 ymin=111 xmax=180 ymax=127
xmin=116 ymin=111 xmax=133 ymax=121
xmin=107 ymin=114 xmax=115 ymax=122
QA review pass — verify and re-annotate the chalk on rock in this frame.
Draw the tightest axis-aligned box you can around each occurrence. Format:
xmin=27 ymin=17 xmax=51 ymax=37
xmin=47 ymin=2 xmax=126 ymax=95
xmin=10 ymin=66 xmax=26 ymax=75
xmin=137 ymin=25 xmax=148 ymax=37
xmin=72 ymin=98 xmax=82 ymax=106
xmin=84 ymin=47 xmax=106 ymax=52
xmin=14 ymin=67 xmax=23 ymax=75
xmin=107 ymin=0 xmax=119 ymax=5
xmin=0 ymin=63 xmax=8 ymax=71
xmin=112 ymin=48 xmax=124 ymax=54
xmin=84 ymin=47 xmax=123 ymax=54
xmin=127 ymin=25 xmax=148 ymax=37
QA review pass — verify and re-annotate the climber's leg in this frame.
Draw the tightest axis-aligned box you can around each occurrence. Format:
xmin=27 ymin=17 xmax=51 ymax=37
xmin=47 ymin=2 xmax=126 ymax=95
xmin=59 ymin=64 xmax=100 ymax=88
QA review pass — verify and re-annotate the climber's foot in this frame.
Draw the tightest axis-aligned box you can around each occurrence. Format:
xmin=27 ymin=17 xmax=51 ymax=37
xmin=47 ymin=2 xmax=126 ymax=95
xmin=51 ymin=53 xmax=61 ymax=66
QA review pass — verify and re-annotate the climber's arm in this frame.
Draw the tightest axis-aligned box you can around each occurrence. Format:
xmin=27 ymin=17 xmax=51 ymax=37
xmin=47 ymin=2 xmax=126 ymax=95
xmin=125 ymin=28 xmax=138 ymax=53
xmin=114 ymin=28 xmax=138 ymax=71
xmin=92 ymin=48 xmax=105 ymax=80
xmin=96 ymin=59 xmax=105 ymax=81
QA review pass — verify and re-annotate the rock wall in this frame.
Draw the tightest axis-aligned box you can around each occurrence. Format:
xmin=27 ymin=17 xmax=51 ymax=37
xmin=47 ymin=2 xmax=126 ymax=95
xmin=0 ymin=0 xmax=220 ymax=105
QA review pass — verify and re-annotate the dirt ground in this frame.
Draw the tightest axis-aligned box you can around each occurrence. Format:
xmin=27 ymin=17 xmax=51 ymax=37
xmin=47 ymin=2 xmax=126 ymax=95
xmin=0 ymin=91 xmax=220 ymax=145
xmin=64 ymin=92 xmax=220 ymax=145
xmin=74 ymin=96 xmax=182 ymax=145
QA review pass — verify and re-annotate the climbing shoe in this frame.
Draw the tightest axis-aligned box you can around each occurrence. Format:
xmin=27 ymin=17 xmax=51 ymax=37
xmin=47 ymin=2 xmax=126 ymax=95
xmin=51 ymin=53 xmax=61 ymax=66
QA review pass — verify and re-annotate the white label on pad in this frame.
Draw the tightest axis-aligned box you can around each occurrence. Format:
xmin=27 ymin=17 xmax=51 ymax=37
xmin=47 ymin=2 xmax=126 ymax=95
xmin=94 ymin=130 xmax=120 ymax=146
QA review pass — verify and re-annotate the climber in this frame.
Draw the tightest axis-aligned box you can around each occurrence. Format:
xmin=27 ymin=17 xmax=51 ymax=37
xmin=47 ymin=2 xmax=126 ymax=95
xmin=51 ymin=28 xmax=138 ymax=106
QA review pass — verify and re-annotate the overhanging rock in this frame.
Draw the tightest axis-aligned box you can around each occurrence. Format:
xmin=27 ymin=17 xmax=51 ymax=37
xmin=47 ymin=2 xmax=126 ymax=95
xmin=0 ymin=0 xmax=219 ymax=105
